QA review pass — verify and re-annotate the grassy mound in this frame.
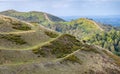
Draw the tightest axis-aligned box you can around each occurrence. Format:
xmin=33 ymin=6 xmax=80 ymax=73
xmin=32 ymin=34 xmax=82 ymax=58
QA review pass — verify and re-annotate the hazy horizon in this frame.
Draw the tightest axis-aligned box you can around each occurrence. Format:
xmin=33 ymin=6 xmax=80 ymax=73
xmin=0 ymin=0 xmax=120 ymax=17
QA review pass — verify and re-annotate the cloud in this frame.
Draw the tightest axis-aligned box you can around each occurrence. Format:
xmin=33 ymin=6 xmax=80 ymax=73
xmin=0 ymin=0 xmax=26 ymax=1
xmin=51 ymin=0 xmax=71 ymax=9
xmin=0 ymin=0 xmax=29 ymax=2
xmin=83 ymin=0 xmax=120 ymax=1
xmin=0 ymin=0 xmax=119 ymax=16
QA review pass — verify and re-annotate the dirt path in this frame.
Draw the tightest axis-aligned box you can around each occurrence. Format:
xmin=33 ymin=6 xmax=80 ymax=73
xmin=44 ymin=13 xmax=52 ymax=23
xmin=0 ymin=30 xmax=36 ymax=34
xmin=0 ymin=34 xmax=61 ymax=50
xmin=91 ymin=20 xmax=104 ymax=31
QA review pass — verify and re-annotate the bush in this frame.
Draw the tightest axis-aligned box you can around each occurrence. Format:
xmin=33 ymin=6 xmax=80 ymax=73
xmin=12 ymin=22 xmax=31 ymax=30
xmin=0 ymin=34 xmax=27 ymax=45
xmin=44 ymin=31 xmax=58 ymax=38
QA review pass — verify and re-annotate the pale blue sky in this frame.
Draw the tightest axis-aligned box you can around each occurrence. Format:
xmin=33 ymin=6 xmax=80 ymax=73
xmin=0 ymin=0 xmax=120 ymax=16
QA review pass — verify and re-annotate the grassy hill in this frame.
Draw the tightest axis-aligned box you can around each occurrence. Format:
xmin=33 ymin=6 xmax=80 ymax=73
xmin=0 ymin=14 xmax=59 ymax=68
xmin=0 ymin=10 xmax=65 ymax=23
xmin=0 ymin=15 xmax=59 ymax=50
xmin=0 ymin=34 xmax=120 ymax=74
xmin=1 ymin=10 xmax=116 ymax=41
xmin=0 ymin=12 xmax=120 ymax=74
xmin=2 ymin=10 xmax=120 ymax=56
xmin=0 ymin=10 xmax=115 ymax=40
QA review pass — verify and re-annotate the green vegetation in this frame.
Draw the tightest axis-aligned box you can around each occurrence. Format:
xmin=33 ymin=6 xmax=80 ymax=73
xmin=0 ymin=10 xmax=106 ymax=40
xmin=12 ymin=22 xmax=31 ymax=30
xmin=44 ymin=31 xmax=58 ymax=38
xmin=0 ymin=10 xmax=65 ymax=23
xmin=0 ymin=34 xmax=27 ymax=45
xmin=32 ymin=34 xmax=82 ymax=58
xmin=45 ymin=13 xmax=65 ymax=22
xmin=81 ymin=44 xmax=100 ymax=53
xmin=87 ymin=29 xmax=120 ymax=56
xmin=0 ymin=10 xmax=119 ymax=74
xmin=62 ymin=55 xmax=82 ymax=64
xmin=32 ymin=47 xmax=46 ymax=57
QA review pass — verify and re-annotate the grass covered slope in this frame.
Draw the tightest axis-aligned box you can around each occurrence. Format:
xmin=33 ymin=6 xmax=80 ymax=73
xmin=0 ymin=34 xmax=120 ymax=74
xmin=32 ymin=34 xmax=82 ymax=58
xmin=0 ymin=15 xmax=59 ymax=50
xmin=0 ymin=14 xmax=60 ymax=67
xmin=0 ymin=10 xmax=106 ymax=39
xmin=0 ymin=15 xmax=32 ymax=32
xmin=0 ymin=10 xmax=65 ymax=23
xmin=0 ymin=11 xmax=120 ymax=74
xmin=63 ymin=18 xmax=104 ymax=39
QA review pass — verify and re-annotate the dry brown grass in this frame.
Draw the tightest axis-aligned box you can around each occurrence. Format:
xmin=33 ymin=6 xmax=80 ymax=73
xmin=102 ymin=49 xmax=120 ymax=67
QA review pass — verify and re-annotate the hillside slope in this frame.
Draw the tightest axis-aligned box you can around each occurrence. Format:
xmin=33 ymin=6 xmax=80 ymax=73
xmin=87 ymin=29 xmax=120 ymax=56
xmin=0 ymin=14 xmax=59 ymax=50
xmin=0 ymin=10 xmax=114 ymax=39
xmin=0 ymin=10 xmax=65 ymax=23
xmin=1 ymin=10 xmax=120 ymax=56
xmin=0 ymin=34 xmax=120 ymax=74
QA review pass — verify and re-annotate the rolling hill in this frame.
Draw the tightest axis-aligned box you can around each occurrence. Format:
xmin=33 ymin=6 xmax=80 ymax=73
xmin=1 ymin=10 xmax=120 ymax=57
xmin=0 ymin=14 xmax=119 ymax=74
xmin=0 ymin=10 xmax=108 ymax=39
xmin=0 ymin=14 xmax=59 ymax=50
xmin=0 ymin=10 xmax=65 ymax=23
xmin=0 ymin=34 xmax=120 ymax=74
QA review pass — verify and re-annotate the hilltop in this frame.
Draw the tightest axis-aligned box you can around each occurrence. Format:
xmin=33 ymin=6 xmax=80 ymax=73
xmin=0 ymin=10 xmax=109 ymax=39
xmin=0 ymin=10 xmax=65 ymax=23
xmin=0 ymin=10 xmax=114 ymax=32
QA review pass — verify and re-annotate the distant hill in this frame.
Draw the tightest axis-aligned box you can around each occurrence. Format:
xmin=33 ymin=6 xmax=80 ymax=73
xmin=0 ymin=10 xmax=113 ymax=32
xmin=0 ymin=10 xmax=114 ymax=39
xmin=0 ymin=10 xmax=65 ymax=23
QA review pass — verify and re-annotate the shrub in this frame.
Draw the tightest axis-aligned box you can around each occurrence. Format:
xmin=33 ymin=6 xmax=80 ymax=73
xmin=12 ymin=22 xmax=31 ymax=30
xmin=44 ymin=31 xmax=58 ymax=38
xmin=0 ymin=34 xmax=27 ymax=45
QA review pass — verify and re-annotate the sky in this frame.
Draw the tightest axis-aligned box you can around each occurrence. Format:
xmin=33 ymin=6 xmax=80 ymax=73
xmin=0 ymin=0 xmax=120 ymax=16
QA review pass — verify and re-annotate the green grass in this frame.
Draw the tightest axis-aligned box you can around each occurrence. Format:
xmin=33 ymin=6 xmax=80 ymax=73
xmin=0 ymin=34 xmax=27 ymax=45
xmin=12 ymin=22 xmax=31 ymax=31
xmin=62 ymin=55 xmax=82 ymax=64
xmin=32 ymin=34 xmax=82 ymax=58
